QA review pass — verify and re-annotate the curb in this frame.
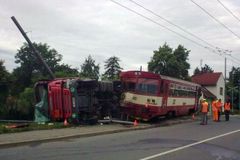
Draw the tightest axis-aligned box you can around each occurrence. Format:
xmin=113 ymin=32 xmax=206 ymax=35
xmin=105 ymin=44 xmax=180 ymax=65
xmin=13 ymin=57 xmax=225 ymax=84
xmin=0 ymin=118 xmax=197 ymax=148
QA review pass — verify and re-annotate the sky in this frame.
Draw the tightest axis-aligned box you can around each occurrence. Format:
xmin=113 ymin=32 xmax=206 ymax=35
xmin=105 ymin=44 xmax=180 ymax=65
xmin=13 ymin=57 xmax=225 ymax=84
xmin=0 ymin=0 xmax=240 ymax=76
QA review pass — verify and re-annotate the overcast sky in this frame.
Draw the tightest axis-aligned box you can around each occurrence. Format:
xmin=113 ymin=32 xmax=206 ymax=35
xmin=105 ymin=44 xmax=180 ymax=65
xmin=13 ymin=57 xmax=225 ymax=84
xmin=0 ymin=0 xmax=240 ymax=76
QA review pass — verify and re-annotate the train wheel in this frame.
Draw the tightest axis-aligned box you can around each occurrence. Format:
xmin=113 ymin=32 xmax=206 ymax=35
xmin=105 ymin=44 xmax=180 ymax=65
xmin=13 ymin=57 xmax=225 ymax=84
xmin=166 ymin=111 xmax=175 ymax=119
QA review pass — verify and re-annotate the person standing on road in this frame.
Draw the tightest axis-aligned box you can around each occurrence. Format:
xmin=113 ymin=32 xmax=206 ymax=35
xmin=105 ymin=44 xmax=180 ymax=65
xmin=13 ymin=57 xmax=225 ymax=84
xmin=216 ymin=99 xmax=223 ymax=122
xmin=212 ymin=98 xmax=218 ymax=122
xmin=201 ymin=99 xmax=209 ymax=125
xmin=224 ymin=101 xmax=231 ymax=121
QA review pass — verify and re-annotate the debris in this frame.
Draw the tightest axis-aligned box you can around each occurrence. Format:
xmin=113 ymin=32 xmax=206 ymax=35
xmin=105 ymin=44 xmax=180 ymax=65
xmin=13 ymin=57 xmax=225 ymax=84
xmin=5 ymin=123 xmax=29 ymax=129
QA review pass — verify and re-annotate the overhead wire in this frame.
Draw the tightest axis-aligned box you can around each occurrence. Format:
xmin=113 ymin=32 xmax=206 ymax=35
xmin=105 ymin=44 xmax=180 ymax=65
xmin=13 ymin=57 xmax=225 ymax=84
xmin=216 ymin=0 xmax=240 ymax=23
xmin=110 ymin=0 xmax=240 ymax=65
xmin=127 ymin=0 xmax=217 ymax=49
xmin=190 ymin=0 xmax=240 ymax=40
xmin=110 ymin=0 xmax=220 ymax=55
xmin=127 ymin=0 xmax=240 ymax=65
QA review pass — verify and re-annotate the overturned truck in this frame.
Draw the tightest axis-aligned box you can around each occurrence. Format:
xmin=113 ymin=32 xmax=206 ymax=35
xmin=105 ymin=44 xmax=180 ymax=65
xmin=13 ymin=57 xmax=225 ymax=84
xmin=11 ymin=16 xmax=122 ymax=124
xmin=34 ymin=79 xmax=121 ymax=124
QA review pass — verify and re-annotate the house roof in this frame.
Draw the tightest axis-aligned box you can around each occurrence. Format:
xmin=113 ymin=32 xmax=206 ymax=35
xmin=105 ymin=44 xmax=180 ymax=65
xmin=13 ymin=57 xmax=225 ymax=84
xmin=201 ymin=87 xmax=217 ymax=99
xmin=191 ymin=72 xmax=222 ymax=86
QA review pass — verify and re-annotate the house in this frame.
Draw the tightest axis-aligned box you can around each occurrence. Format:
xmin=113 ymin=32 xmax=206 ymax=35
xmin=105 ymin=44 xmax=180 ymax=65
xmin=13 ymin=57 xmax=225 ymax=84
xmin=191 ymin=72 xmax=225 ymax=102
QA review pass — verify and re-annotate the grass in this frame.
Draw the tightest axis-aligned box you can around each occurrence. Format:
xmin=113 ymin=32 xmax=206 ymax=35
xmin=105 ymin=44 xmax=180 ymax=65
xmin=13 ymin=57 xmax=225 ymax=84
xmin=0 ymin=122 xmax=71 ymax=134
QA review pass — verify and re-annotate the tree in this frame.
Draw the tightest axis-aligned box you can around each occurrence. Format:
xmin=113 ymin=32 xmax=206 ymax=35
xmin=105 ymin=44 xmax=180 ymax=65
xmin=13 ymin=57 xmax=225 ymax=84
xmin=102 ymin=56 xmax=123 ymax=80
xmin=193 ymin=64 xmax=214 ymax=75
xmin=80 ymin=55 xmax=100 ymax=80
xmin=16 ymin=88 xmax=35 ymax=120
xmin=201 ymin=64 xmax=214 ymax=73
xmin=227 ymin=66 xmax=240 ymax=110
xmin=13 ymin=42 xmax=63 ymax=94
xmin=0 ymin=60 xmax=10 ymax=114
xmin=15 ymin=42 xmax=62 ymax=76
xmin=229 ymin=67 xmax=240 ymax=86
xmin=193 ymin=67 xmax=201 ymax=75
xmin=0 ymin=60 xmax=10 ymax=82
xmin=55 ymin=64 xmax=79 ymax=78
xmin=173 ymin=45 xmax=190 ymax=79
xmin=148 ymin=43 xmax=190 ymax=80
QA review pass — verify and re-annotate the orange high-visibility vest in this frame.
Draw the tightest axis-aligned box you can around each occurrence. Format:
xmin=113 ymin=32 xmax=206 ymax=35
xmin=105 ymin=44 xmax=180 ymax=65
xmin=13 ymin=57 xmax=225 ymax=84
xmin=212 ymin=100 xmax=217 ymax=111
xmin=201 ymin=102 xmax=208 ymax=113
xmin=224 ymin=102 xmax=231 ymax=111
xmin=216 ymin=101 xmax=222 ymax=111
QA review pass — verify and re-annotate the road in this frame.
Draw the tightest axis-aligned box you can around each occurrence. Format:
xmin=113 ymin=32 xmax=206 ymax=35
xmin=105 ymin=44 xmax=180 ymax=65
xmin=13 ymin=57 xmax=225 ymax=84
xmin=1 ymin=116 xmax=240 ymax=160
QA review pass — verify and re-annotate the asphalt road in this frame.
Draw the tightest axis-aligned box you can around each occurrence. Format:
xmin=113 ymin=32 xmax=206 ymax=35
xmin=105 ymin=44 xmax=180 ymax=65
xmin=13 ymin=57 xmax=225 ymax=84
xmin=1 ymin=116 xmax=240 ymax=160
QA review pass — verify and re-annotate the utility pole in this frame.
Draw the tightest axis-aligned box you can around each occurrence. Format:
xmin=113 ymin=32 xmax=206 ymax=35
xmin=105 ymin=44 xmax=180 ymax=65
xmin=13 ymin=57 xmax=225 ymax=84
xmin=223 ymin=53 xmax=231 ymax=103
xmin=11 ymin=16 xmax=55 ymax=80
xmin=224 ymin=57 xmax=226 ymax=103
xmin=231 ymin=88 xmax=234 ymax=113
xmin=238 ymin=80 xmax=240 ymax=111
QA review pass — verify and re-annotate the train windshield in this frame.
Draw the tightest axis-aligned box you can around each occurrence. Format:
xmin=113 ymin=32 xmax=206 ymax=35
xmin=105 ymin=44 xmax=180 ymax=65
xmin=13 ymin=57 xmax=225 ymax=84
xmin=136 ymin=78 xmax=158 ymax=95
xmin=122 ymin=78 xmax=137 ymax=92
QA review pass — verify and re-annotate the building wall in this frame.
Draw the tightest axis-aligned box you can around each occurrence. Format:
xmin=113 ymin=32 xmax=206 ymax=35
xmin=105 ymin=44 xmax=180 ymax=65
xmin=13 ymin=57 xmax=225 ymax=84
xmin=216 ymin=74 xmax=225 ymax=102
xmin=205 ymin=74 xmax=225 ymax=102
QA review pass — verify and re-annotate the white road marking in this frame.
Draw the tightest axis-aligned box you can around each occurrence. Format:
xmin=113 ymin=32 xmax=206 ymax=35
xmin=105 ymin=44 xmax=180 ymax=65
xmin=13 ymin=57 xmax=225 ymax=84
xmin=139 ymin=129 xmax=240 ymax=160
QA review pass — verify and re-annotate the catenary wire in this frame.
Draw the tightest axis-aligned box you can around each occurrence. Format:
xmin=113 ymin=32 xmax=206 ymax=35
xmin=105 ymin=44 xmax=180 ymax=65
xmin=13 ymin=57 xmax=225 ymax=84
xmin=128 ymin=0 xmax=240 ymax=65
xmin=110 ymin=0 xmax=240 ymax=65
xmin=190 ymin=0 xmax=240 ymax=40
xmin=127 ymin=0 xmax=218 ymax=50
xmin=216 ymin=0 xmax=240 ymax=23
xmin=110 ymin=0 xmax=219 ymax=53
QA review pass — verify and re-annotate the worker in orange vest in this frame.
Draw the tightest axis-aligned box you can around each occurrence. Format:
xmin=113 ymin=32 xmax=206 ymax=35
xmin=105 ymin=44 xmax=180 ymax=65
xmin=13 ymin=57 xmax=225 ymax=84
xmin=216 ymin=99 xmax=222 ymax=122
xmin=224 ymin=100 xmax=231 ymax=121
xmin=211 ymin=98 xmax=218 ymax=122
xmin=200 ymin=99 xmax=209 ymax=125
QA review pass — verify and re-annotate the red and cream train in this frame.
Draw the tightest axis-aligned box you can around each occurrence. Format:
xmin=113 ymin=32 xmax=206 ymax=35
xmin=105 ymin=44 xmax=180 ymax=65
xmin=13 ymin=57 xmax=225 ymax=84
xmin=120 ymin=71 xmax=201 ymax=121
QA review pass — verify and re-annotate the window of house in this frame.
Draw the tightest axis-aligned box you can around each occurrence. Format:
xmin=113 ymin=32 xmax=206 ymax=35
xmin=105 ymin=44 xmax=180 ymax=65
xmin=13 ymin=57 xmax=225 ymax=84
xmin=220 ymin=87 xmax=223 ymax=95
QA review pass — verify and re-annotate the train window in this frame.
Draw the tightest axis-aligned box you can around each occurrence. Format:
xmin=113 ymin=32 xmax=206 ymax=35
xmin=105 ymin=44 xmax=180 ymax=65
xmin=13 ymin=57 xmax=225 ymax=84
xmin=188 ymin=91 xmax=196 ymax=97
xmin=169 ymin=89 xmax=196 ymax=97
xmin=136 ymin=83 xmax=157 ymax=94
xmin=135 ymin=78 xmax=158 ymax=95
xmin=123 ymin=82 xmax=136 ymax=91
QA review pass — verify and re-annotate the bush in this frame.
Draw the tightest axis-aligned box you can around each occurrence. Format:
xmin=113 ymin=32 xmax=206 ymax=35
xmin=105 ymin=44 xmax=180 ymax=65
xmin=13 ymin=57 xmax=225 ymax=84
xmin=16 ymin=88 xmax=35 ymax=120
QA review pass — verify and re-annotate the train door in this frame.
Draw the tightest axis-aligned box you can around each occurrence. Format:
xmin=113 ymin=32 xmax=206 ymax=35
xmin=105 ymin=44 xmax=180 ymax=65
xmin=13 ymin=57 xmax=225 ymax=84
xmin=162 ymin=80 xmax=169 ymax=107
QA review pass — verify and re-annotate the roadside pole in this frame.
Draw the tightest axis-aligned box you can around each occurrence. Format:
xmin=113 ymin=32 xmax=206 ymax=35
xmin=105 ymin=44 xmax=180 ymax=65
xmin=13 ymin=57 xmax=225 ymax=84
xmin=239 ymin=85 xmax=240 ymax=112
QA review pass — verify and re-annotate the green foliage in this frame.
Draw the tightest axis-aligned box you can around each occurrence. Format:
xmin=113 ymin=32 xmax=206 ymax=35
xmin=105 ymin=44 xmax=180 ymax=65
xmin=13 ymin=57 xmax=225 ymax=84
xmin=0 ymin=60 xmax=10 ymax=82
xmin=15 ymin=42 xmax=62 ymax=76
xmin=102 ymin=56 xmax=123 ymax=80
xmin=148 ymin=43 xmax=190 ymax=80
xmin=0 ymin=95 xmax=17 ymax=120
xmin=0 ymin=60 xmax=10 ymax=112
xmin=12 ymin=42 xmax=63 ymax=95
xmin=80 ymin=55 xmax=100 ymax=80
xmin=228 ymin=67 xmax=240 ymax=86
xmin=193 ymin=67 xmax=201 ymax=75
xmin=0 ymin=88 xmax=35 ymax=120
xmin=55 ymin=63 xmax=79 ymax=78
xmin=16 ymin=88 xmax=35 ymax=119
xmin=227 ymin=66 xmax=240 ymax=109
xmin=193 ymin=64 xmax=214 ymax=75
